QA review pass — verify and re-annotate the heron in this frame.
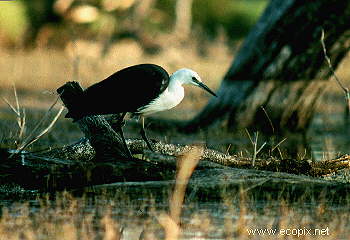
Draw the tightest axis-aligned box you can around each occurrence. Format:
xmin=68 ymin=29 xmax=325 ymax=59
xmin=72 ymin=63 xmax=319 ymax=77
xmin=63 ymin=63 xmax=217 ymax=157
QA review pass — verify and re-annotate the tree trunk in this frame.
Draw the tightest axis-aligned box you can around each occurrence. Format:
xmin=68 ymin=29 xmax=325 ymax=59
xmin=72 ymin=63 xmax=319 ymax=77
xmin=182 ymin=0 xmax=350 ymax=134
xmin=174 ymin=0 xmax=194 ymax=40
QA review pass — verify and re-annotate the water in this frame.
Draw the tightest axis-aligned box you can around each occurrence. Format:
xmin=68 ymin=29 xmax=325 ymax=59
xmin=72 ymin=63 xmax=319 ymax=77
xmin=1 ymin=178 xmax=350 ymax=239
xmin=1 ymin=102 xmax=350 ymax=239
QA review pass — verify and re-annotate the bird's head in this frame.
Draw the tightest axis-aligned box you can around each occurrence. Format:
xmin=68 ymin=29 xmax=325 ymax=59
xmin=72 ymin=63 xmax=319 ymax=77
xmin=171 ymin=68 xmax=217 ymax=97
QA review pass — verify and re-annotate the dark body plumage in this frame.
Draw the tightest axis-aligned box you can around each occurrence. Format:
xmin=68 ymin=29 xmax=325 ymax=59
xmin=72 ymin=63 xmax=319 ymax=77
xmin=66 ymin=64 xmax=170 ymax=119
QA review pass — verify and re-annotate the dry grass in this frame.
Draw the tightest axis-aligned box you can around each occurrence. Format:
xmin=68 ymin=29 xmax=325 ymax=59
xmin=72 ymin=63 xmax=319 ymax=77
xmin=0 ymin=190 xmax=349 ymax=240
xmin=0 ymin=146 xmax=349 ymax=239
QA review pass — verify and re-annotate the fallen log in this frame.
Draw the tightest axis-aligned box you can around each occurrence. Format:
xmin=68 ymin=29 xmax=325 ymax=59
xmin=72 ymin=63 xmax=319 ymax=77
xmin=0 ymin=147 xmax=175 ymax=192
xmin=1 ymin=136 xmax=349 ymax=193
xmin=31 ymin=137 xmax=350 ymax=177
xmin=0 ymin=81 xmax=349 ymax=194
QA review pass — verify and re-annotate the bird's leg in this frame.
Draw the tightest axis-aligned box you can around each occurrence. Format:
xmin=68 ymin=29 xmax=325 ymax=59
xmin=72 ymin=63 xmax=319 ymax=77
xmin=139 ymin=117 xmax=154 ymax=151
xmin=115 ymin=112 xmax=133 ymax=158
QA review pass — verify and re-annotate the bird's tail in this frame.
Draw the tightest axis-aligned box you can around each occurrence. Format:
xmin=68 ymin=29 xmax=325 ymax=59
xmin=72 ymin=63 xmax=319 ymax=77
xmin=57 ymin=81 xmax=86 ymax=121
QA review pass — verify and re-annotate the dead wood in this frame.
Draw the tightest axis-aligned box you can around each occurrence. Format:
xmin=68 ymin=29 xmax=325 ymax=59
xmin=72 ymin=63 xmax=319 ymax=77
xmin=0 ymin=149 xmax=173 ymax=191
xmin=57 ymin=81 xmax=131 ymax=160
xmin=30 ymin=138 xmax=350 ymax=178
xmin=1 ymin=135 xmax=349 ymax=193
xmin=1 ymin=75 xmax=349 ymax=193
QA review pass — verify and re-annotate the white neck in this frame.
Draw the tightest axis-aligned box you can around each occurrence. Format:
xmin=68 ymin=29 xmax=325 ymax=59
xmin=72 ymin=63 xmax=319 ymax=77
xmin=136 ymin=68 xmax=199 ymax=115
xmin=168 ymin=74 xmax=184 ymax=91
xmin=137 ymin=74 xmax=185 ymax=115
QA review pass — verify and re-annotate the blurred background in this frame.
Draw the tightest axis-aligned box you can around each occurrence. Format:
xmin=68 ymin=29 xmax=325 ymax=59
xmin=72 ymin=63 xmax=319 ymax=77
xmin=0 ymin=0 xmax=269 ymax=103
xmin=0 ymin=0 xmax=269 ymax=150
xmin=0 ymin=0 xmax=270 ymax=115
xmin=0 ymin=0 xmax=349 ymax=157
xmin=0 ymin=0 xmax=267 ymax=49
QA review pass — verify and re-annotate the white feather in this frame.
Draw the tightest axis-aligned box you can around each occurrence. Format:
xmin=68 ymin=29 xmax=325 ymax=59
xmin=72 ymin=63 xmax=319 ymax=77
xmin=137 ymin=68 xmax=199 ymax=115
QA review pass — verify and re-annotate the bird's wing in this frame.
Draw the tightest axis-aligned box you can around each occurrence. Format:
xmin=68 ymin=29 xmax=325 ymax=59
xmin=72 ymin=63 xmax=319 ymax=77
xmin=80 ymin=64 xmax=170 ymax=116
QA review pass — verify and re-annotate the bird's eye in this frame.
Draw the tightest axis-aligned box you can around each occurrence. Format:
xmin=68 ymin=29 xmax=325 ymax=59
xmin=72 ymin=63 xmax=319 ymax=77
xmin=192 ymin=76 xmax=197 ymax=81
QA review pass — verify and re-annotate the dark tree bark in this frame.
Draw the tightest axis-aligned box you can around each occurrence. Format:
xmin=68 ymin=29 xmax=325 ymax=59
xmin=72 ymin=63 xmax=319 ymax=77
xmin=180 ymin=0 xmax=350 ymax=134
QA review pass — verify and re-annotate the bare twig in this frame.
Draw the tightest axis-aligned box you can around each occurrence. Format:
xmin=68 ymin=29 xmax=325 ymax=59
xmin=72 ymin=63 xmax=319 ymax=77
xmin=255 ymin=135 xmax=266 ymax=159
xmin=260 ymin=106 xmax=275 ymax=134
xmin=17 ymin=106 xmax=64 ymax=152
xmin=320 ymin=29 xmax=350 ymax=118
xmin=7 ymin=95 xmax=63 ymax=159
xmin=271 ymin=138 xmax=287 ymax=152
xmin=14 ymin=85 xmax=26 ymax=142
xmin=17 ymin=108 xmax=26 ymax=140
xmin=13 ymin=84 xmax=20 ymax=115
xmin=245 ymin=128 xmax=253 ymax=144
xmin=1 ymin=85 xmax=27 ymax=144
xmin=245 ymin=129 xmax=266 ymax=166
xmin=19 ymin=96 xmax=61 ymax=149
xmin=1 ymin=96 xmax=18 ymax=115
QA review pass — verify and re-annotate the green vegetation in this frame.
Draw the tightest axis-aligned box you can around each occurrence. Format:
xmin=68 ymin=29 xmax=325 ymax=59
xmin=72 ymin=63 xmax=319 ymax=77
xmin=0 ymin=0 xmax=268 ymax=47
xmin=192 ymin=0 xmax=268 ymax=40
xmin=0 ymin=1 xmax=27 ymax=43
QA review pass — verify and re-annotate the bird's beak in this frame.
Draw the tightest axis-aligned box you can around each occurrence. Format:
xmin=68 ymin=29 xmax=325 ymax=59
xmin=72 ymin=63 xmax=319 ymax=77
xmin=194 ymin=80 xmax=217 ymax=97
